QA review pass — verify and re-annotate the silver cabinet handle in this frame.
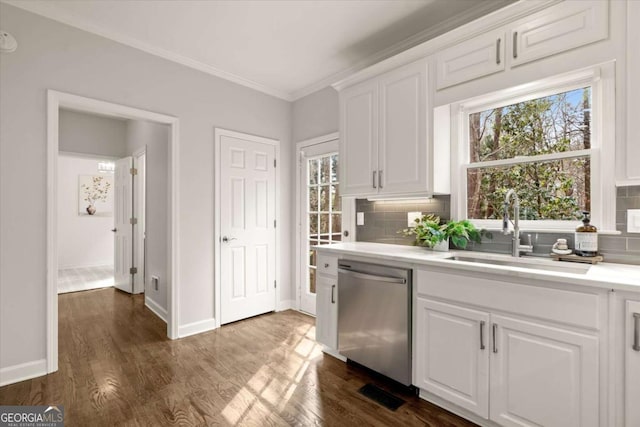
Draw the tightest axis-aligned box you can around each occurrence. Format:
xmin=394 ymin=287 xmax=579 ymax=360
xmin=338 ymin=268 xmax=406 ymax=284
xmin=492 ymin=323 xmax=498 ymax=353
xmin=378 ymin=170 xmax=383 ymax=189
xmin=634 ymin=313 xmax=640 ymax=352
xmin=373 ymin=170 xmax=377 ymax=189
xmin=331 ymin=284 xmax=336 ymax=304
xmin=480 ymin=320 xmax=486 ymax=350
xmin=513 ymin=31 xmax=518 ymax=59
xmin=496 ymin=38 xmax=501 ymax=65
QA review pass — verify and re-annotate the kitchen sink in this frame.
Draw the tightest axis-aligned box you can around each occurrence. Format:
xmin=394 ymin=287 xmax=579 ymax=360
xmin=444 ymin=254 xmax=591 ymax=275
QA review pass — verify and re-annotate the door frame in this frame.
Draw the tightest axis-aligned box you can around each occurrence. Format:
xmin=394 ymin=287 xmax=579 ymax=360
xmin=294 ymin=132 xmax=355 ymax=313
xmin=132 ymin=147 xmax=146 ymax=295
xmin=47 ymin=90 xmax=181 ymax=374
xmin=213 ymin=128 xmax=280 ymax=329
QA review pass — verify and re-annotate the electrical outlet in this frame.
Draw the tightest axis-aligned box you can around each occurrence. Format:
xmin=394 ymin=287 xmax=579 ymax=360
xmin=407 ymin=212 xmax=422 ymax=227
xmin=628 ymin=209 xmax=640 ymax=233
xmin=356 ymin=212 xmax=365 ymax=226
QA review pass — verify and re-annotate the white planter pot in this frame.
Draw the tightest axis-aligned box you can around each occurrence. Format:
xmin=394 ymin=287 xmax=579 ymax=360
xmin=433 ymin=238 xmax=450 ymax=252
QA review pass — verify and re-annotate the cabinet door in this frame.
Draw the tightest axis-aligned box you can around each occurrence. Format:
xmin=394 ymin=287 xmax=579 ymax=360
xmin=435 ymin=29 xmax=505 ymax=90
xmin=509 ymin=0 xmax=608 ymax=68
xmin=378 ymin=59 xmax=429 ymax=195
xmin=315 ymin=275 xmax=337 ymax=350
xmin=339 ymin=78 xmax=378 ymax=197
xmin=625 ymin=0 xmax=640 ymax=182
xmin=490 ymin=315 xmax=599 ymax=427
xmin=625 ymin=300 xmax=640 ymax=426
xmin=415 ymin=298 xmax=490 ymax=418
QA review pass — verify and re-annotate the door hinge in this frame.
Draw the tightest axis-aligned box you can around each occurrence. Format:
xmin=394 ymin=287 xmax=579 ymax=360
xmin=274 ymin=219 xmax=277 ymax=228
xmin=130 ymin=218 xmax=138 ymax=225
xmin=274 ymin=159 xmax=277 ymax=168
xmin=130 ymin=267 xmax=137 ymax=275
xmin=130 ymin=167 xmax=138 ymax=175
xmin=274 ymin=280 xmax=277 ymax=289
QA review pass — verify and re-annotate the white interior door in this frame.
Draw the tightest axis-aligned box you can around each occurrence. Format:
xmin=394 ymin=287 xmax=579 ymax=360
xmin=114 ymin=156 xmax=133 ymax=293
xmin=220 ymin=134 xmax=276 ymax=325
xmin=299 ymin=140 xmax=344 ymax=315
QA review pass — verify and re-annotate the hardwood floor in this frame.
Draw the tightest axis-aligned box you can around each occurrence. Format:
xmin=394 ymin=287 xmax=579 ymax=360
xmin=0 ymin=288 xmax=475 ymax=426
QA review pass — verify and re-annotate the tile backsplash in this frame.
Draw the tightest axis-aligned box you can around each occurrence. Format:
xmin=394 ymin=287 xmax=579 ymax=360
xmin=355 ymin=186 xmax=640 ymax=265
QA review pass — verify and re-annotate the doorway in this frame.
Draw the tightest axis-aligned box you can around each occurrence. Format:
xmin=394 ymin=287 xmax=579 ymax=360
xmin=46 ymin=90 xmax=180 ymax=374
xmin=214 ymin=128 xmax=279 ymax=326
xmin=296 ymin=133 xmax=354 ymax=316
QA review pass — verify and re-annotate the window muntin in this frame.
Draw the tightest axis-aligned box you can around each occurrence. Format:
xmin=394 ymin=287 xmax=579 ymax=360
xmin=466 ymin=87 xmax=592 ymax=222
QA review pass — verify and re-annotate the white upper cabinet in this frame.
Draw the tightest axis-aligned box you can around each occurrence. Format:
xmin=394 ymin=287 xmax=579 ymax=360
xmin=340 ymin=78 xmax=378 ymax=197
xmin=509 ymin=0 xmax=608 ymax=68
xmin=623 ymin=0 xmax=640 ymax=185
xmin=340 ymin=58 xmax=443 ymax=198
xmin=378 ymin=60 xmax=428 ymax=195
xmin=435 ymin=0 xmax=608 ymax=90
xmin=436 ymin=30 xmax=505 ymax=90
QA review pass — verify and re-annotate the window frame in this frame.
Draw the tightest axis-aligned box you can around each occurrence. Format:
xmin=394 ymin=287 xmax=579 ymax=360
xmin=450 ymin=64 xmax=616 ymax=232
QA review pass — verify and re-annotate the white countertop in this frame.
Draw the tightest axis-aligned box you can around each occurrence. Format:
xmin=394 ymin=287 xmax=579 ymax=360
xmin=315 ymin=242 xmax=640 ymax=292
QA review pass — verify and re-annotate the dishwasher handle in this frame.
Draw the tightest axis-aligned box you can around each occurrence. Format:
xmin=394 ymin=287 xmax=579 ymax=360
xmin=338 ymin=268 xmax=406 ymax=284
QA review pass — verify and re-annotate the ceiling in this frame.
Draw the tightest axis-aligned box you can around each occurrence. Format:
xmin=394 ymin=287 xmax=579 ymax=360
xmin=4 ymin=0 xmax=514 ymax=101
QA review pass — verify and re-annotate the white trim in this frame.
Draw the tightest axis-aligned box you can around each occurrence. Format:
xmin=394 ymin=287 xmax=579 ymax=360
xmin=133 ymin=147 xmax=146 ymax=295
xmin=451 ymin=63 xmax=616 ymax=232
xmin=214 ymin=128 xmax=280 ymax=329
xmin=178 ymin=318 xmax=216 ymax=338
xmin=0 ymin=359 xmax=48 ymax=387
xmin=616 ymin=179 xmax=640 ymax=187
xmin=58 ymin=151 xmax=120 ymax=161
xmin=295 ymin=133 xmax=340 ymax=314
xmin=467 ymin=149 xmax=591 ymax=169
xmin=145 ymin=296 xmax=168 ymax=323
xmin=47 ymin=90 xmax=180 ymax=380
xmin=3 ymin=0 xmax=292 ymax=101
xmin=277 ymin=299 xmax=295 ymax=312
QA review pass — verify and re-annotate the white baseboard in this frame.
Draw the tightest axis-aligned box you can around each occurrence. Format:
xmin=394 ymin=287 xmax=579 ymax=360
xmin=145 ymin=297 xmax=167 ymax=323
xmin=277 ymin=299 xmax=295 ymax=311
xmin=178 ymin=318 xmax=216 ymax=338
xmin=0 ymin=359 xmax=47 ymax=387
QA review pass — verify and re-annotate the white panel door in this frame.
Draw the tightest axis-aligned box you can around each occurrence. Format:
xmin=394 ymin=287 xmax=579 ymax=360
xmin=625 ymin=300 xmax=640 ymax=426
xmin=220 ymin=135 xmax=276 ymax=324
xmin=415 ymin=298 xmax=490 ymax=418
xmin=490 ymin=314 xmax=599 ymax=427
xmin=435 ymin=29 xmax=505 ymax=90
xmin=339 ymin=78 xmax=378 ymax=197
xmin=114 ymin=156 xmax=133 ymax=293
xmin=509 ymin=0 xmax=608 ymax=68
xmin=378 ymin=59 xmax=428 ymax=195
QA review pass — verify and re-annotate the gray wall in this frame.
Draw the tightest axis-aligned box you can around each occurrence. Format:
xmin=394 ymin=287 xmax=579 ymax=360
xmin=292 ymin=86 xmax=339 ymax=142
xmin=59 ymin=109 xmax=127 ymax=157
xmin=126 ymin=120 xmax=170 ymax=311
xmin=0 ymin=4 xmax=292 ymax=370
xmin=355 ymin=188 xmax=640 ymax=265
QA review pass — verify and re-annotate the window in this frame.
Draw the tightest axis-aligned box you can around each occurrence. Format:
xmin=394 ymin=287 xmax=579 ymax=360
xmin=454 ymin=65 xmax=616 ymax=231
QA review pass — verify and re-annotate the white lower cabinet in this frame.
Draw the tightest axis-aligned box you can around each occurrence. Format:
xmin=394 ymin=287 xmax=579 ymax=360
xmin=416 ymin=295 xmax=600 ymax=427
xmin=490 ymin=314 xmax=599 ymax=427
xmin=625 ymin=300 xmax=640 ymax=426
xmin=315 ymin=274 xmax=338 ymax=350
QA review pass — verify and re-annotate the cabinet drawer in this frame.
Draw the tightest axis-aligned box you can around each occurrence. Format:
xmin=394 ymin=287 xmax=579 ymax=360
xmin=317 ymin=254 xmax=338 ymax=277
xmin=417 ymin=269 xmax=601 ymax=330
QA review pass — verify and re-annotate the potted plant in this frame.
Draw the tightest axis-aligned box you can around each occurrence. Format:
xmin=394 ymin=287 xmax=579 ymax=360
xmin=399 ymin=214 xmax=486 ymax=251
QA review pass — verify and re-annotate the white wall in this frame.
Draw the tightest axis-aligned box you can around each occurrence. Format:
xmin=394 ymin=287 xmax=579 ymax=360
xmin=57 ymin=155 xmax=114 ymax=269
xmin=0 ymin=4 xmax=292 ymax=371
xmin=292 ymin=86 xmax=339 ymax=143
xmin=126 ymin=120 xmax=170 ymax=312
xmin=59 ymin=109 xmax=128 ymax=158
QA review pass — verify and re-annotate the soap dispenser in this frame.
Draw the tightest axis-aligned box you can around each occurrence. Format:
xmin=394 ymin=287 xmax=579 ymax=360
xmin=575 ymin=211 xmax=598 ymax=257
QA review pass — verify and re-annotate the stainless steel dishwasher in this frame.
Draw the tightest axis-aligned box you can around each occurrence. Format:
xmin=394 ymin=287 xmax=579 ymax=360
xmin=338 ymin=259 xmax=412 ymax=386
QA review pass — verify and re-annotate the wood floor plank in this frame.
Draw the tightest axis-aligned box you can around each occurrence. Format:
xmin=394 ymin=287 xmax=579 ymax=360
xmin=0 ymin=288 xmax=476 ymax=426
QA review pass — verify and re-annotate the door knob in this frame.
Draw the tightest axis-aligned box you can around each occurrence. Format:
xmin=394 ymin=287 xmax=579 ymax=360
xmin=111 ymin=228 xmax=117 ymax=232
xmin=222 ymin=236 xmax=237 ymax=243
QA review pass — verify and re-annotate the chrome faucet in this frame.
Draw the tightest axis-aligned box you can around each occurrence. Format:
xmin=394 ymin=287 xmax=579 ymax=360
xmin=502 ymin=189 xmax=534 ymax=257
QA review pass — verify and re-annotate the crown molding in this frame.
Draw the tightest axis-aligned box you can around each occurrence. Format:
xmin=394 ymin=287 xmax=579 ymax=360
xmin=1 ymin=0 xmax=294 ymax=101
xmin=331 ymin=0 xmax=559 ymax=92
